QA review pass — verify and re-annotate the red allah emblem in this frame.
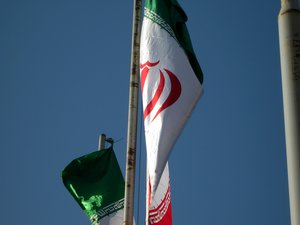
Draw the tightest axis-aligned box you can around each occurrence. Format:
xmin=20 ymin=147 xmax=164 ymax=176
xmin=140 ymin=60 xmax=181 ymax=121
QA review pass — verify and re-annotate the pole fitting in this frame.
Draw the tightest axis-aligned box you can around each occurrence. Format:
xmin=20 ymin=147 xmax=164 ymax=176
xmin=281 ymin=0 xmax=299 ymax=11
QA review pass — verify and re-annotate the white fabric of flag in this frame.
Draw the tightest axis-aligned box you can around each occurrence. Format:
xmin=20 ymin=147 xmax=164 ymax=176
xmin=140 ymin=7 xmax=203 ymax=194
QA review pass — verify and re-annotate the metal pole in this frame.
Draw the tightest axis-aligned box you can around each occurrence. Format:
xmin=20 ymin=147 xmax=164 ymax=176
xmin=145 ymin=165 xmax=149 ymax=225
xmin=278 ymin=1 xmax=300 ymax=225
xmin=98 ymin=133 xmax=106 ymax=150
xmin=124 ymin=0 xmax=142 ymax=225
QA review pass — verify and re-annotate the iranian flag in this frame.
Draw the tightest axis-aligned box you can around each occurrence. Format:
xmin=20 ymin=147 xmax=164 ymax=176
xmin=140 ymin=0 xmax=203 ymax=224
xmin=62 ymin=147 xmax=125 ymax=225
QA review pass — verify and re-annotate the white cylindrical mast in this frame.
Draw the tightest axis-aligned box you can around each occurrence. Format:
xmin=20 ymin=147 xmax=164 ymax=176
xmin=124 ymin=0 xmax=142 ymax=225
xmin=98 ymin=133 xmax=106 ymax=150
xmin=278 ymin=1 xmax=300 ymax=225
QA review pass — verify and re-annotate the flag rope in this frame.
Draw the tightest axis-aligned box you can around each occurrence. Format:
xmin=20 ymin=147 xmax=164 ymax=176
xmin=136 ymin=102 xmax=144 ymax=225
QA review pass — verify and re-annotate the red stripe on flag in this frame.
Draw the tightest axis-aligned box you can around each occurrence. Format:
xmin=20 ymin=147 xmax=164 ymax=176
xmin=140 ymin=61 xmax=160 ymax=92
xmin=144 ymin=70 xmax=165 ymax=119
xmin=151 ymin=69 xmax=181 ymax=121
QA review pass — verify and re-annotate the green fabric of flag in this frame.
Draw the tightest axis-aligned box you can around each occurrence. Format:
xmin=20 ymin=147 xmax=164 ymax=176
xmin=62 ymin=147 xmax=124 ymax=225
xmin=144 ymin=0 xmax=203 ymax=84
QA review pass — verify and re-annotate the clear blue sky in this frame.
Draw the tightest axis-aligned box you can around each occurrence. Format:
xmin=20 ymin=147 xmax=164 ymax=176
xmin=0 ymin=0 xmax=291 ymax=225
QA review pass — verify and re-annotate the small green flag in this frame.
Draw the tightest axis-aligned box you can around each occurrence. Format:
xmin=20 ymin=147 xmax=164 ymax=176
xmin=62 ymin=147 xmax=124 ymax=225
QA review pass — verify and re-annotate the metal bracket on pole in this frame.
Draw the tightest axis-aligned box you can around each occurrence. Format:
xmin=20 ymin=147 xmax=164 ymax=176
xmin=98 ymin=134 xmax=115 ymax=151
xmin=106 ymin=138 xmax=114 ymax=146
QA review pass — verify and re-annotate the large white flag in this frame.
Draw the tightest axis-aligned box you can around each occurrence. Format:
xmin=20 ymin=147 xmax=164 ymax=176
xmin=140 ymin=0 xmax=204 ymax=224
xmin=140 ymin=0 xmax=203 ymax=194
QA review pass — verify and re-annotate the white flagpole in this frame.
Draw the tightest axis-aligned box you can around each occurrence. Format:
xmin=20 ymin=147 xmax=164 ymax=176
xmin=98 ymin=133 xmax=106 ymax=150
xmin=278 ymin=1 xmax=300 ymax=225
xmin=124 ymin=0 xmax=143 ymax=225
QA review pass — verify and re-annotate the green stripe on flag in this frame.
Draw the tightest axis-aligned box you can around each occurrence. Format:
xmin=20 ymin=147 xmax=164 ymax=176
xmin=144 ymin=0 xmax=203 ymax=84
xmin=62 ymin=147 xmax=124 ymax=224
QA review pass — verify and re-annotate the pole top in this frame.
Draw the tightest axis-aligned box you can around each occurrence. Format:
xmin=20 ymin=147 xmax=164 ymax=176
xmin=281 ymin=0 xmax=299 ymax=11
xmin=98 ymin=133 xmax=107 ymax=150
